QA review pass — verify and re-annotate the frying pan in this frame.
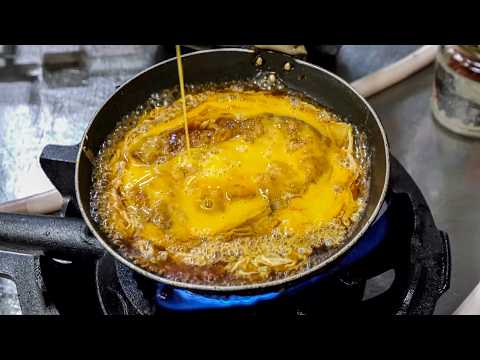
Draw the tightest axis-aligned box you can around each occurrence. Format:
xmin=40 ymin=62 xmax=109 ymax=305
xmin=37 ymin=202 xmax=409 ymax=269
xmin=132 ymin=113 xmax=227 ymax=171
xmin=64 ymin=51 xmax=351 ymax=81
xmin=1 ymin=48 xmax=390 ymax=293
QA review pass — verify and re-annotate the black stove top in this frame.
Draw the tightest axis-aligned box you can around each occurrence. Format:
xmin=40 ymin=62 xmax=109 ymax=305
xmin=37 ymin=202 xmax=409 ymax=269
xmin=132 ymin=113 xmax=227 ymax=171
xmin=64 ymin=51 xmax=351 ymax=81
xmin=0 ymin=45 xmax=450 ymax=315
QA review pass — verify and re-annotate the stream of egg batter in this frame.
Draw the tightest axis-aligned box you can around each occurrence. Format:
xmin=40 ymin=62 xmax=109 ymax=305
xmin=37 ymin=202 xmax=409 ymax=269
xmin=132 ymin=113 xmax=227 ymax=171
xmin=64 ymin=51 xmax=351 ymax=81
xmin=91 ymin=83 xmax=370 ymax=286
xmin=175 ymin=45 xmax=191 ymax=157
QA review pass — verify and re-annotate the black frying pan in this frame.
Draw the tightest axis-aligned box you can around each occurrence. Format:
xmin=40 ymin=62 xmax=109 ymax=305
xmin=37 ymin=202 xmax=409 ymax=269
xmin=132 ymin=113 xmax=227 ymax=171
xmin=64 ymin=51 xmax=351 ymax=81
xmin=1 ymin=48 xmax=390 ymax=293
xmin=77 ymin=48 xmax=390 ymax=292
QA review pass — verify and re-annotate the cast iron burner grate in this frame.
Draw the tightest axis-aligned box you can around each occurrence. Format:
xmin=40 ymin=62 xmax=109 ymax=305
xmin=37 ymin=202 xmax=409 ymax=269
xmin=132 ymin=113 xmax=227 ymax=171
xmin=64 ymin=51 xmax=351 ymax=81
xmin=0 ymin=144 xmax=450 ymax=315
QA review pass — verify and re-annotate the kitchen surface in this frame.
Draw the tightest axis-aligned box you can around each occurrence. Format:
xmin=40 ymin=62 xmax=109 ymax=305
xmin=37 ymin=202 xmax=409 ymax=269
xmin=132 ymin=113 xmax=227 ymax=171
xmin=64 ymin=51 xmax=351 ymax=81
xmin=0 ymin=45 xmax=478 ymax=315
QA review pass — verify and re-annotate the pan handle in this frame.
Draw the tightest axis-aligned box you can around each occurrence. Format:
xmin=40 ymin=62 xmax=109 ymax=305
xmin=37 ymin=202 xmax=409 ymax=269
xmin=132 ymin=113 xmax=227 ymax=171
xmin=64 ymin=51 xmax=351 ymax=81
xmin=0 ymin=212 xmax=104 ymax=258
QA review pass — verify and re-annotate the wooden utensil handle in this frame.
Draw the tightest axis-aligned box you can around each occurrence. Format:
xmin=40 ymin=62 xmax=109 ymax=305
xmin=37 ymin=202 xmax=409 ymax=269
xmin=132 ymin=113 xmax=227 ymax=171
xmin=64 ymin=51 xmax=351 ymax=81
xmin=351 ymin=45 xmax=439 ymax=98
xmin=0 ymin=189 xmax=64 ymax=215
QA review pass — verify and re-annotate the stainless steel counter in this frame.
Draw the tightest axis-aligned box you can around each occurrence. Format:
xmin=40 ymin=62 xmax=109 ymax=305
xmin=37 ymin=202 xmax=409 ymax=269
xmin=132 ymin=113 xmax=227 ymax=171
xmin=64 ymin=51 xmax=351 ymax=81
xmin=0 ymin=45 xmax=478 ymax=315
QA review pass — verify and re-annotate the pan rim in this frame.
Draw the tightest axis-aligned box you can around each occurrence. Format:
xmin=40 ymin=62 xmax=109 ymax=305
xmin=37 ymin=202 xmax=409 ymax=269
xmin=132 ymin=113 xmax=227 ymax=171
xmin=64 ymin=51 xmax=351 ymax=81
xmin=76 ymin=47 xmax=390 ymax=292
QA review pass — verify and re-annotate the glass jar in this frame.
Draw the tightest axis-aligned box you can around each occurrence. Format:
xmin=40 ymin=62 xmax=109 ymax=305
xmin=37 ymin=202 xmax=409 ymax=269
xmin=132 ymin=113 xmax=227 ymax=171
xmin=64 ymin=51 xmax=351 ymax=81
xmin=431 ymin=45 xmax=480 ymax=138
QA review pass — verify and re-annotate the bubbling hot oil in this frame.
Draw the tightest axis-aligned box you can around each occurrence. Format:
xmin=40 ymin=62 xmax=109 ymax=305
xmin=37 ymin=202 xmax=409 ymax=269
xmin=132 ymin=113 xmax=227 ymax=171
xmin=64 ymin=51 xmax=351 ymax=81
xmin=91 ymin=79 xmax=371 ymax=286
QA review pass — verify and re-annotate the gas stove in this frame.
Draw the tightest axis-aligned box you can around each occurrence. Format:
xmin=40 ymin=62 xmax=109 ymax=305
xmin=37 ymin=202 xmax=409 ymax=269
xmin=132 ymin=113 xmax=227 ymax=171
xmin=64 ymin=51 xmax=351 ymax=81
xmin=0 ymin=146 xmax=450 ymax=316
xmin=0 ymin=45 xmax=450 ymax=315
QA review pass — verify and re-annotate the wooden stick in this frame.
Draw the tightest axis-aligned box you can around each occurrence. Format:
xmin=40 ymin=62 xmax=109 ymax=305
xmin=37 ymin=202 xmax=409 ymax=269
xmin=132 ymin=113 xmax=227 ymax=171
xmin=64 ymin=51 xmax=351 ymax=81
xmin=254 ymin=45 xmax=308 ymax=56
xmin=0 ymin=189 xmax=64 ymax=215
xmin=351 ymin=45 xmax=439 ymax=98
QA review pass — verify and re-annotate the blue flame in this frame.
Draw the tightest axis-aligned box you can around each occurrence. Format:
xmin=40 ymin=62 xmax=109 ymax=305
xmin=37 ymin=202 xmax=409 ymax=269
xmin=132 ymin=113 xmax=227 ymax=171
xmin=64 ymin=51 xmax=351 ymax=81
xmin=156 ymin=201 xmax=389 ymax=311
xmin=156 ymin=287 xmax=280 ymax=311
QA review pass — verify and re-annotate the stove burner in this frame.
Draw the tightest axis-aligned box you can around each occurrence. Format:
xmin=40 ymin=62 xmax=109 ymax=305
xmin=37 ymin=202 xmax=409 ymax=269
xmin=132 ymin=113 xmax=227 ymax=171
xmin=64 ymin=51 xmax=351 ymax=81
xmin=97 ymin=155 xmax=452 ymax=316
xmin=96 ymin=254 xmax=155 ymax=315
